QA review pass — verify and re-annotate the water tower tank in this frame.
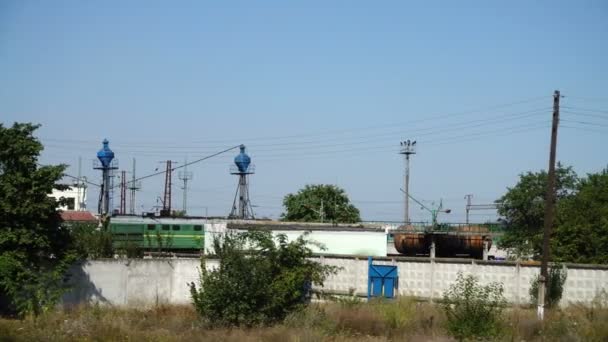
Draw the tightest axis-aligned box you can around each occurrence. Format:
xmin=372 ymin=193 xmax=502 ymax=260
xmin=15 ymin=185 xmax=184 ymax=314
xmin=234 ymin=144 xmax=251 ymax=173
xmin=97 ymin=139 xmax=115 ymax=168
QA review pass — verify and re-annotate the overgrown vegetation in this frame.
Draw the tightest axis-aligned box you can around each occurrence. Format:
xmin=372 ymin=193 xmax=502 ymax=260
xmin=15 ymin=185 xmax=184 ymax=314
xmin=529 ymin=265 xmax=568 ymax=308
xmin=70 ymin=222 xmax=114 ymax=259
xmin=441 ymin=272 xmax=507 ymax=341
xmin=189 ymin=231 xmax=339 ymax=326
xmin=2 ymin=299 xmax=608 ymax=342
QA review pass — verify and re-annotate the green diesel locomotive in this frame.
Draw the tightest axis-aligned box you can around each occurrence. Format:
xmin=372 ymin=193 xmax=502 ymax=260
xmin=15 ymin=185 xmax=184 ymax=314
xmin=109 ymin=216 xmax=206 ymax=251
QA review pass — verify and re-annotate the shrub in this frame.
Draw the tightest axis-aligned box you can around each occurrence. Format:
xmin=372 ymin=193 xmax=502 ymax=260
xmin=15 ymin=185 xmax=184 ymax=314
xmin=189 ymin=231 xmax=339 ymax=326
xmin=529 ymin=265 xmax=567 ymax=308
xmin=442 ymin=272 xmax=506 ymax=341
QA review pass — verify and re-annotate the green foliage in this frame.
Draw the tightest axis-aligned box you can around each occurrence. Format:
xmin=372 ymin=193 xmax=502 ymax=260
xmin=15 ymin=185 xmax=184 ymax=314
xmin=529 ymin=265 xmax=568 ymax=308
xmin=498 ymin=165 xmax=608 ymax=263
xmin=70 ymin=222 xmax=114 ymax=259
xmin=189 ymin=230 xmax=339 ymax=326
xmin=553 ymin=168 xmax=608 ymax=264
xmin=497 ymin=163 xmax=578 ymax=259
xmin=0 ymin=123 xmax=76 ymax=316
xmin=281 ymin=184 xmax=361 ymax=223
xmin=442 ymin=272 xmax=507 ymax=341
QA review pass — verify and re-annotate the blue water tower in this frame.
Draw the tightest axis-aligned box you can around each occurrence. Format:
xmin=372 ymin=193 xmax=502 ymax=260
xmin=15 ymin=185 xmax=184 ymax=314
xmin=229 ymin=144 xmax=255 ymax=219
xmin=94 ymin=139 xmax=118 ymax=216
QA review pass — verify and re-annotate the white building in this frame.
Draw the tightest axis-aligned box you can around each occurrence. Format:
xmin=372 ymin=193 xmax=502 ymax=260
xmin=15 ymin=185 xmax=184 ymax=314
xmin=50 ymin=183 xmax=87 ymax=211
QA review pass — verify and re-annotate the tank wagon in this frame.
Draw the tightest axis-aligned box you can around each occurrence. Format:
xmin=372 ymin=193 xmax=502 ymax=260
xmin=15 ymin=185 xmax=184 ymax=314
xmin=109 ymin=215 xmax=206 ymax=251
xmin=393 ymin=225 xmax=493 ymax=259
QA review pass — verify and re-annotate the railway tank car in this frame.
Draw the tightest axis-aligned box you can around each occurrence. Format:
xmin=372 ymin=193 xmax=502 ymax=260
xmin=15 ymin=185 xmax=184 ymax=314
xmin=393 ymin=225 xmax=492 ymax=259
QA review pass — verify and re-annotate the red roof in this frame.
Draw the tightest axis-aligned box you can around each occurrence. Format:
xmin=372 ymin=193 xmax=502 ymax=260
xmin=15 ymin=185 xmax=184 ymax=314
xmin=60 ymin=211 xmax=97 ymax=222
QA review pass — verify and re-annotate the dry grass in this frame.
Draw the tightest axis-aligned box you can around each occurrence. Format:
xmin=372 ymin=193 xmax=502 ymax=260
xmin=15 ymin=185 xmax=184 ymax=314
xmin=1 ymin=298 xmax=607 ymax=342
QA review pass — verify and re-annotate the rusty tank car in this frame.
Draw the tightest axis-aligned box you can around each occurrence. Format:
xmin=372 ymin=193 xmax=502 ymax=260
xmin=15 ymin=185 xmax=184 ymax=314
xmin=393 ymin=225 xmax=492 ymax=259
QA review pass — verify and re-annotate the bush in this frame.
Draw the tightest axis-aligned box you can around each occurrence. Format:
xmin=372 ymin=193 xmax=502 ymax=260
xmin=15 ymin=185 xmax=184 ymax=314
xmin=529 ymin=265 xmax=567 ymax=308
xmin=442 ymin=272 xmax=506 ymax=341
xmin=189 ymin=231 xmax=339 ymax=326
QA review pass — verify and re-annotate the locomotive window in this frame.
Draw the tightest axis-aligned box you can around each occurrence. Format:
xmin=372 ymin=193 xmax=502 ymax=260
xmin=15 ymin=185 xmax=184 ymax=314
xmin=147 ymin=224 xmax=156 ymax=230
xmin=162 ymin=225 xmax=170 ymax=231
xmin=194 ymin=225 xmax=202 ymax=231
xmin=172 ymin=225 xmax=181 ymax=231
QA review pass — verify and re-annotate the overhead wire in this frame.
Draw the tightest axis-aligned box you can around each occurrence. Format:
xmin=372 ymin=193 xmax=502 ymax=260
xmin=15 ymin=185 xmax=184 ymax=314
xmin=110 ymin=145 xmax=241 ymax=189
xmin=39 ymin=95 xmax=549 ymax=147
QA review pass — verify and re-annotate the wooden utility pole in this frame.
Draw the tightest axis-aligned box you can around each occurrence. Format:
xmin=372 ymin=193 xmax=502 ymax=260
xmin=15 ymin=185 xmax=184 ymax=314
xmin=538 ymin=90 xmax=560 ymax=320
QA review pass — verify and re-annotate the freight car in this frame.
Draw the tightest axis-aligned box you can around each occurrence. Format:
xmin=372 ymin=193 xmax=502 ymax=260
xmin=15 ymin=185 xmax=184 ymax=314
xmin=109 ymin=215 xmax=206 ymax=251
xmin=393 ymin=225 xmax=493 ymax=259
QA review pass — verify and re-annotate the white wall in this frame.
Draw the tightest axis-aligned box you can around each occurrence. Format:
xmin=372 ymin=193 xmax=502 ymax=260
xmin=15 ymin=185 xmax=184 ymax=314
xmin=63 ymin=257 xmax=608 ymax=307
xmin=203 ymin=223 xmax=387 ymax=257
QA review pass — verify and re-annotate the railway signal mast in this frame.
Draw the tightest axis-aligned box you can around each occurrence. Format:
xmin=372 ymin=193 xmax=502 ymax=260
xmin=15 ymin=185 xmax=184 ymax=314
xmin=400 ymin=140 xmax=416 ymax=225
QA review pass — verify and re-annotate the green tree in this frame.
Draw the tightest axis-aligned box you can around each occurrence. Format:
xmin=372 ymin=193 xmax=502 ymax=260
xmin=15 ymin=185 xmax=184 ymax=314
xmin=189 ymin=230 xmax=339 ymax=326
xmin=0 ymin=123 xmax=74 ymax=316
xmin=496 ymin=164 xmax=578 ymax=259
xmin=281 ymin=184 xmax=361 ymax=223
xmin=553 ymin=168 xmax=608 ymax=264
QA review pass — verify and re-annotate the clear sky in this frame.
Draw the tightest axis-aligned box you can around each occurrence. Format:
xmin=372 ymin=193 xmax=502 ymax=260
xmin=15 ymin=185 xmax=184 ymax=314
xmin=1 ymin=1 xmax=607 ymax=223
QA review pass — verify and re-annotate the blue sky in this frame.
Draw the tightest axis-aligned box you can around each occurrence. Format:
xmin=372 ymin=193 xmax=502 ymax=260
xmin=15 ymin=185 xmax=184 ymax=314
xmin=1 ymin=1 xmax=607 ymax=222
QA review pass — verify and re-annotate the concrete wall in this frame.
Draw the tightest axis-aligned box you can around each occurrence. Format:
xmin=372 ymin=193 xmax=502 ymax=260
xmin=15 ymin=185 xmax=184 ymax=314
xmin=63 ymin=257 xmax=608 ymax=307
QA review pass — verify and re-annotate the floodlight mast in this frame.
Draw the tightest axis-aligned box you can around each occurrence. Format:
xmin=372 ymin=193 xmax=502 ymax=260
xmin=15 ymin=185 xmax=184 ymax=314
xmin=399 ymin=140 xmax=416 ymax=225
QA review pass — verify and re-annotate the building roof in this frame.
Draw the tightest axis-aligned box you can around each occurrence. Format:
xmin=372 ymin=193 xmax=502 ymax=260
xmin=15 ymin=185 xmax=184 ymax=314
xmin=60 ymin=211 xmax=97 ymax=222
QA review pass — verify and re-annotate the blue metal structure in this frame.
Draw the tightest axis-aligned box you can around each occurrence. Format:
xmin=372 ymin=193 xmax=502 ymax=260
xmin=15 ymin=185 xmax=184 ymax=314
xmin=367 ymin=256 xmax=398 ymax=299
xmin=229 ymin=144 xmax=255 ymax=219
xmin=94 ymin=139 xmax=118 ymax=216
xmin=234 ymin=145 xmax=252 ymax=173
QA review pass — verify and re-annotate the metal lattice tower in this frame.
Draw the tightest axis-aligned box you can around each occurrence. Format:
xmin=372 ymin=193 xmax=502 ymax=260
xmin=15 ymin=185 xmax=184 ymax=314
xmin=178 ymin=158 xmax=193 ymax=215
xmin=128 ymin=158 xmax=141 ymax=215
xmin=399 ymin=140 xmax=416 ymax=225
xmin=161 ymin=160 xmax=173 ymax=216
xmin=229 ymin=145 xmax=255 ymax=219
xmin=119 ymin=170 xmax=127 ymax=214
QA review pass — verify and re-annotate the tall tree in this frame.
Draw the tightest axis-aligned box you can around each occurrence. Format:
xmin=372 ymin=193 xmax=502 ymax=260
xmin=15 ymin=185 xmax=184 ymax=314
xmin=281 ymin=184 xmax=361 ymax=223
xmin=496 ymin=164 xmax=578 ymax=259
xmin=0 ymin=123 xmax=73 ymax=316
xmin=553 ymin=168 xmax=608 ymax=264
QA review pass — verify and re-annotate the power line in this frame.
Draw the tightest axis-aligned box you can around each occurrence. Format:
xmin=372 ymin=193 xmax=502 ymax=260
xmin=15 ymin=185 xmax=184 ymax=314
xmin=39 ymin=95 xmax=549 ymax=146
xmin=561 ymin=111 xmax=608 ymax=121
xmin=560 ymin=119 xmax=608 ymax=128
xmin=561 ymin=106 xmax=608 ymax=114
xmin=110 ymin=145 xmax=240 ymax=189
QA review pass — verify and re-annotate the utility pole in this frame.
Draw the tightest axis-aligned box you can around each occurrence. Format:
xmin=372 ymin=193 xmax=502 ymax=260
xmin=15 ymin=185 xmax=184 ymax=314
xmin=465 ymin=194 xmax=473 ymax=225
xmin=128 ymin=158 xmax=141 ymax=215
xmin=178 ymin=158 xmax=193 ymax=215
xmin=119 ymin=170 xmax=127 ymax=215
xmin=538 ymin=90 xmax=561 ymax=320
xmin=400 ymin=140 xmax=417 ymax=225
